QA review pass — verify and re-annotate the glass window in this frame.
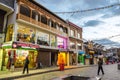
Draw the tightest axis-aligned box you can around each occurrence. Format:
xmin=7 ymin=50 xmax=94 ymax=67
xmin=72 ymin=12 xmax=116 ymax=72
xmin=20 ymin=5 xmax=30 ymax=17
xmin=60 ymin=25 xmax=63 ymax=32
xmin=41 ymin=15 xmax=47 ymax=24
xmin=57 ymin=37 xmax=67 ymax=49
xmin=77 ymin=43 xmax=82 ymax=50
xmin=71 ymin=30 xmax=74 ymax=36
xmin=56 ymin=23 xmax=59 ymax=30
xmin=78 ymin=33 xmax=80 ymax=39
xmin=48 ymin=19 xmax=52 ymax=27
xmin=32 ymin=10 xmax=39 ymax=21
xmin=70 ymin=42 xmax=75 ymax=49
xmin=50 ymin=35 xmax=56 ymax=47
xmin=63 ymin=27 xmax=68 ymax=33
xmin=17 ymin=26 xmax=35 ymax=43
xmin=37 ymin=32 xmax=49 ymax=46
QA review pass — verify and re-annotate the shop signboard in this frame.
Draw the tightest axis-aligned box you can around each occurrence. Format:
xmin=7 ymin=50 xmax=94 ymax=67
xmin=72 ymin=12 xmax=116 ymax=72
xmin=12 ymin=41 xmax=40 ymax=49
xmin=57 ymin=37 xmax=67 ymax=49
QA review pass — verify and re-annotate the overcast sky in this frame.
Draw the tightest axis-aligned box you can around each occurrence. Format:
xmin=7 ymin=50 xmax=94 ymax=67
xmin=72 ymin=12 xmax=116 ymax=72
xmin=36 ymin=0 xmax=120 ymax=48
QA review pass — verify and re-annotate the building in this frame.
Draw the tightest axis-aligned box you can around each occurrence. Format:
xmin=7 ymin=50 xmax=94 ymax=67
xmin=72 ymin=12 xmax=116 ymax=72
xmin=0 ymin=0 xmax=84 ymax=71
xmin=0 ymin=0 xmax=15 ymax=70
xmin=67 ymin=21 xmax=83 ymax=65
xmin=1 ymin=0 xmax=69 ymax=70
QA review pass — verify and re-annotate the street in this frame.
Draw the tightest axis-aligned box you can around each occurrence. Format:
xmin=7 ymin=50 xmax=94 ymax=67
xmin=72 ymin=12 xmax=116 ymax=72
xmin=14 ymin=64 xmax=120 ymax=80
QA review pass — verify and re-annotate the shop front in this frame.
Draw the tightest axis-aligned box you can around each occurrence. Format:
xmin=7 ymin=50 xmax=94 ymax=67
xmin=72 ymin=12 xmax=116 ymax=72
xmin=2 ymin=41 xmax=39 ymax=70
xmin=57 ymin=36 xmax=68 ymax=66
xmin=78 ymin=51 xmax=85 ymax=65
xmin=89 ymin=50 xmax=95 ymax=65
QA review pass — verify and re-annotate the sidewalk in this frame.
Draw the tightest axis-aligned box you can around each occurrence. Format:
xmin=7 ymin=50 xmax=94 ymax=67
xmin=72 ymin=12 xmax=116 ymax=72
xmin=0 ymin=65 xmax=94 ymax=80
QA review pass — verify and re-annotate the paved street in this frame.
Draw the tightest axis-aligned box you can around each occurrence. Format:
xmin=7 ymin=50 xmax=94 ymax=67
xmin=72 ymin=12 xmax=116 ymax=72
xmin=12 ymin=64 xmax=120 ymax=80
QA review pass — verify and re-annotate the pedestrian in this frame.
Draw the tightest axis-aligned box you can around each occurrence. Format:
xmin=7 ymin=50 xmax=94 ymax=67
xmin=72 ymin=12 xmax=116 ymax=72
xmin=7 ymin=56 xmax=12 ymax=70
xmin=97 ymin=58 xmax=104 ymax=75
xmin=22 ymin=56 xmax=29 ymax=74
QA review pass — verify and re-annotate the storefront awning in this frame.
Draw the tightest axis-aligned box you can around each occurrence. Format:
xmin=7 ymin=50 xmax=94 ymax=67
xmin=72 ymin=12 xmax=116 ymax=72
xmin=79 ymin=51 xmax=85 ymax=55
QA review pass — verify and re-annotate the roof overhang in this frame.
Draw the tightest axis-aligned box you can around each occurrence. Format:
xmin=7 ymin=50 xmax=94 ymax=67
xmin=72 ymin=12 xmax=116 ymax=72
xmin=0 ymin=3 xmax=14 ymax=13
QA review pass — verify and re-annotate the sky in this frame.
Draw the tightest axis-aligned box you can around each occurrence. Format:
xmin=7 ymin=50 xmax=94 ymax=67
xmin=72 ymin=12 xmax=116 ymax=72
xmin=36 ymin=0 xmax=120 ymax=48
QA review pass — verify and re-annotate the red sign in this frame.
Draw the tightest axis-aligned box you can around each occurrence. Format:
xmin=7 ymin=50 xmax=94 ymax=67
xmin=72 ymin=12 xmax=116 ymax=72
xmin=12 ymin=41 xmax=40 ymax=49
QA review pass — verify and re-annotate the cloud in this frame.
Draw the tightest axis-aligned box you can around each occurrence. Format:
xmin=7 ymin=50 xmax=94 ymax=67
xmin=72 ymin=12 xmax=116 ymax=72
xmin=36 ymin=0 xmax=120 ymax=48
xmin=93 ymin=38 xmax=120 ymax=48
xmin=115 ymin=24 xmax=120 ymax=27
xmin=83 ymin=20 xmax=104 ymax=27
xmin=101 ymin=6 xmax=120 ymax=19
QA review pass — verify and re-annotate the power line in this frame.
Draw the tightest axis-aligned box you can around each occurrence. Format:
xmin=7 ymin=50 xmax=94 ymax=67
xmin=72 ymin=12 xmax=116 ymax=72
xmin=54 ymin=3 xmax=120 ymax=14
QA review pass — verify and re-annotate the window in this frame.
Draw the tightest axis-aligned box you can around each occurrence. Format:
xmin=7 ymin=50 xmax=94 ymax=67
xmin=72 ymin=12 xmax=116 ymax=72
xmin=78 ymin=33 xmax=80 ymax=39
xmin=63 ymin=27 xmax=68 ymax=33
xmin=37 ymin=32 xmax=49 ymax=46
xmin=57 ymin=37 xmax=67 ymax=49
xmin=20 ymin=5 xmax=30 ymax=17
xmin=77 ymin=43 xmax=82 ymax=50
xmin=56 ymin=23 xmax=59 ymax=30
xmin=38 ymin=14 xmax=41 ymax=22
xmin=17 ymin=26 xmax=35 ymax=43
xmin=32 ymin=10 xmax=39 ymax=21
xmin=71 ymin=30 xmax=74 ymax=36
xmin=41 ymin=15 xmax=47 ymax=24
xmin=60 ymin=25 xmax=63 ymax=32
xmin=50 ymin=35 xmax=56 ymax=47
xmin=70 ymin=42 xmax=76 ymax=49
xmin=48 ymin=19 xmax=52 ymax=27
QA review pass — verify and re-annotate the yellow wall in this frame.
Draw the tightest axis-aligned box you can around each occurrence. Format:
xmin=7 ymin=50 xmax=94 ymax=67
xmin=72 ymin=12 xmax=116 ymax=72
xmin=0 ymin=49 xmax=3 ymax=70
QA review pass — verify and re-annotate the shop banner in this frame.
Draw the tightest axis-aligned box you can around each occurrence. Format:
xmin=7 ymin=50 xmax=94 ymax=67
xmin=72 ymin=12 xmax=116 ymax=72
xmin=12 ymin=41 xmax=40 ymax=49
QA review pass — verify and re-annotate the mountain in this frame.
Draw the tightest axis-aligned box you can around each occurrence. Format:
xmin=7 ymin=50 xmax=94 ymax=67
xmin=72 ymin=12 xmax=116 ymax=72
xmin=93 ymin=38 xmax=120 ymax=48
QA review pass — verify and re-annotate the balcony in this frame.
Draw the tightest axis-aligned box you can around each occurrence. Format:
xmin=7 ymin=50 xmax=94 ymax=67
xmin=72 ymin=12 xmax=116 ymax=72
xmin=17 ymin=13 xmax=68 ymax=37
xmin=17 ymin=13 xmax=50 ymax=30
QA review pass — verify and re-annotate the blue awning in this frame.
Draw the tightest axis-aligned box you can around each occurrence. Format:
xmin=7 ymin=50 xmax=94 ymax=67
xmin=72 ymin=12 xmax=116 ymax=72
xmin=78 ymin=51 xmax=85 ymax=55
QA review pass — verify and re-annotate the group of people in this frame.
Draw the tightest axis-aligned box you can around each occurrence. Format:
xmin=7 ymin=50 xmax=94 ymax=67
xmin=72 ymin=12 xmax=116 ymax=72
xmin=7 ymin=56 xmax=30 ymax=74
xmin=7 ymin=55 xmax=105 ymax=75
xmin=7 ymin=56 xmax=43 ymax=74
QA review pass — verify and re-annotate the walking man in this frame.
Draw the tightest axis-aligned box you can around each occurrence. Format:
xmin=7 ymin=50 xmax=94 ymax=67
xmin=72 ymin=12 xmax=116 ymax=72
xmin=23 ymin=56 xmax=29 ymax=74
xmin=97 ymin=58 xmax=104 ymax=75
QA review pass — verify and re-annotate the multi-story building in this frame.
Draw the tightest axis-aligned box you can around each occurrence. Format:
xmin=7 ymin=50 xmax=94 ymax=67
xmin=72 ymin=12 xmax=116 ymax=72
xmin=67 ymin=21 xmax=83 ymax=65
xmin=0 ymin=0 xmax=15 ymax=70
xmin=0 ymin=0 xmax=84 ymax=70
xmin=1 ymin=0 xmax=69 ymax=70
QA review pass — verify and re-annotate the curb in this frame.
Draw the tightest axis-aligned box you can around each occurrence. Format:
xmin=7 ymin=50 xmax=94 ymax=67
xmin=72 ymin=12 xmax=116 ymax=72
xmin=0 ymin=65 xmax=96 ymax=80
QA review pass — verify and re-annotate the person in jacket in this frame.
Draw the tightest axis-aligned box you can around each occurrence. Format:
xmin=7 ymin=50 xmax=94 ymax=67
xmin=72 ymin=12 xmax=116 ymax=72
xmin=22 ymin=56 xmax=29 ymax=74
xmin=97 ymin=58 xmax=104 ymax=75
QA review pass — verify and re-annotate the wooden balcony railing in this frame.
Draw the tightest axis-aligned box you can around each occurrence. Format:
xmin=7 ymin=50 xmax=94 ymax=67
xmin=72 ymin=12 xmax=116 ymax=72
xmin=17 ymin=13 xmax=30 ymax=22
xmin=17 ymin=13 xmax=68 ymax=37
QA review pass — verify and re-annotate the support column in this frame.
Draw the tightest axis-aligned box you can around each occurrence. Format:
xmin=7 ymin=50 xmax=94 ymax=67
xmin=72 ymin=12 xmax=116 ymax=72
xmin=13 ymin=23 xmax=18 ymax=41
xmin=67 ymin=52 xmax=70 ymax=66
